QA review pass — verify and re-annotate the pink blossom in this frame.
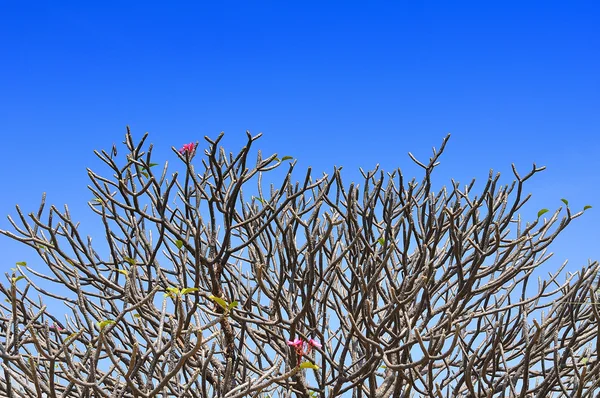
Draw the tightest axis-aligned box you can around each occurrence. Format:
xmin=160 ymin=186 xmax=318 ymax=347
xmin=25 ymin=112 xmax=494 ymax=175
xmin=308 ymin=339 xmax=321 ymax=349
xmin=288 ymin=337 xmax=321 ymax=366
xmin=179 ymin=143 xmax=195 ymax=155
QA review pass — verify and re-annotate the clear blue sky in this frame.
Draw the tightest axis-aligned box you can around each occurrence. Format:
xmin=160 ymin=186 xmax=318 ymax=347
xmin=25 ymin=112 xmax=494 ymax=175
xmin=1 ymin=1 xmax=598 ymax=276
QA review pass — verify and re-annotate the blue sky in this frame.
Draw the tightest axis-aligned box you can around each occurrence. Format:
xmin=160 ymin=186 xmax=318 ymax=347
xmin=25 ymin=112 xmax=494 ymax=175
xmin=1 ymin=1 xmax=599 ymax=276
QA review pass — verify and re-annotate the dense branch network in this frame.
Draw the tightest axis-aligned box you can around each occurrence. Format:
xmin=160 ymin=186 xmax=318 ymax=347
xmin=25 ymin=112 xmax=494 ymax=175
xmin=0 ymin=129 xmax=598 ymax=397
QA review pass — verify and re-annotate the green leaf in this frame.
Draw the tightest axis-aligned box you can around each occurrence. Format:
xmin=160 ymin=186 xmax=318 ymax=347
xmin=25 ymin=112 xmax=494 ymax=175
xmin=584 ymin=205 xmax=593 ymax=211
xmin=537 ymin=209 xmax=549 ymax=218
xmin=582 ymin=357 xmax=589 ymax=365
xmin=65 ymin=332 xmax=78 ymax=341
xmin=181 ymin=287 xmax=199 ymax=295
xmin=137 ymin=163 xmax=159 ymax=177
xmin=136 ymin=166 xmax=149 ymax=178
xmin=97 ymin=320 xmax=115 ymax=330
xmin=116 ymin=269 xmax=128 ymax=276
xmin=561 ymin=198 xmax=569 ymax=206
xmin=209 ymin=295 xmax=229 ymax=310
xmin=228 ymin=301 xmax=239 ymax=310
xmin=252 ymin=196 xmax=266 ymax=204
xmin=11 ymin=276 xmax=25 ymax=283
xmin=133 ymin=313 xmax=141 ymax=318
xmin=166 ymin=287 xmax=180 ymax=296
xmin=123 ymin=257 xmax=136 ymax=265
xmin=377 ymin=238 xmax=385 ymax=245
xmin=281 ymin=156 xmax=293 ymax=161
xmin=15 ymin=261 xmax=26 ymax=267
xmin=175 ymin=240 xmax=184 ymax=249
xmin=299 ymin=361 xmax=319 ymax=370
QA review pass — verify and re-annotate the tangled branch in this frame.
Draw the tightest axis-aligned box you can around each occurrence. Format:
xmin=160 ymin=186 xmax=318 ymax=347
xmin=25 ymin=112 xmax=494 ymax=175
xmin=1 ymin=129 xmax=598 ymax=397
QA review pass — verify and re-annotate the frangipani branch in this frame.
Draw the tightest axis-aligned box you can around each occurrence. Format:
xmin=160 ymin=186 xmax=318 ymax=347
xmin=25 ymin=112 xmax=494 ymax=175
xmin=0 ymin=128 xmax=597 ymax=397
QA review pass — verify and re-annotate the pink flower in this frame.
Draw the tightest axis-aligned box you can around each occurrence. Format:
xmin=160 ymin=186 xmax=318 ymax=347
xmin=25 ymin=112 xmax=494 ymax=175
xmin=308 ymin=339 xmax=321 ymax=349
xmin=288 ymin=337 xmax=321 ymax=366
xmin=179 ymin=142 xmax=195 ymax=156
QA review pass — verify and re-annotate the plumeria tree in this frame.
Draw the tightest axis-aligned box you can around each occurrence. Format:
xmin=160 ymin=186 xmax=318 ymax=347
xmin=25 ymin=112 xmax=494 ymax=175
xmin=1 ymin=129 xmax=598 ymax=397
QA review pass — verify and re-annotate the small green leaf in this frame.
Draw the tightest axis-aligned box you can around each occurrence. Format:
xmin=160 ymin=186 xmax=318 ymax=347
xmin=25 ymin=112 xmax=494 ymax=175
xmin=175 ymin=240 xmax=184 ymax=249
xmin=584 ymin=205 xmax=593 ymax=211
xmin=274 ymin=157 xmax=280 ymax=162
xmin=209 ymin=295 xmax=229 ymax=310
xmin=133 ymin=313 xmax=141 ymax=318
xmin=228 ymin=301 xmax=239 ymax=310
xmin=582 ymin=357 xmax=589 ymax=365
xmin=148 ymin=163 xmax=159 ymax=168
xmin=299 ymin=361 xmax=319 ymax=370
xmin=15 ymin=261 xmax=26 ymax=267
xmin=281 ymin=156 xmax=293 ymax=161
xmin=123 ymin=257 xmax=136 ymax=265
xmin=252 ymin=196 xmax=266 ymax=204
xmin=561 ymin=198 xmax=569 ymax=206
xmin=97 ymin=320 xmax=115 ymax=330
xmin=377 ymin=238 xmax=385 ymax=245
xmin=116 ymin=269 xmax=128 ymax=276
xmin=65 ymin=332 xmax=78 ymax=341
xmin=136 ymin=166 xmax=149 ymax=178
xmin=537 ymin=209 xmax=549 ymax=218
xmin=166 ymin=287 xmax=180 ymax=295
xmin=181 ymin=287 xmax=199 ymax=295
xmin=11 ymin=276 xmax=25 ymax=283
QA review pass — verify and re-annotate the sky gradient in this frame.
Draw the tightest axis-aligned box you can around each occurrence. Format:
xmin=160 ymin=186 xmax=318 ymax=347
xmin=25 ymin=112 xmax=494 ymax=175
xmin=1 ymin=1 xmax=599 ymax=278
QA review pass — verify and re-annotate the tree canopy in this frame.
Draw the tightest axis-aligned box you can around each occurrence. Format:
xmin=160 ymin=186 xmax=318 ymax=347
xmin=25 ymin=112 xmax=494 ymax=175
xmin=1 ymin=129 xmax=598 ymax=397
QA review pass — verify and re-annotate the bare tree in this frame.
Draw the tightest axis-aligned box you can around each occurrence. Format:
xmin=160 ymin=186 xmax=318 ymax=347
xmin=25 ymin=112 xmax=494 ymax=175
xmin=1 ymin=129 xmax=598 ymax=397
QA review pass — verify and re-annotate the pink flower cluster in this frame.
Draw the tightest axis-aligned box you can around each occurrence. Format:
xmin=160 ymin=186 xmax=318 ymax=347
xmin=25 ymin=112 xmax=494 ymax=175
xmin=179 ymin=142 xmax=196 ymax=156
xmin=287 ymin=337 xmax=321 ymax=365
